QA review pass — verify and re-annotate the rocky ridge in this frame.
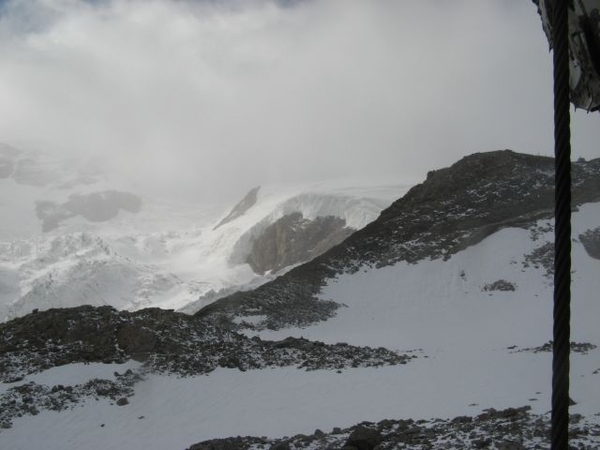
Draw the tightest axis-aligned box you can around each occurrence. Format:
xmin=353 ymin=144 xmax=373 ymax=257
xmin=0 ymin=305 xmax=413 ymax=428
xmin=197 ymin=151 xmax=600 ymax=330
xmin=0 ymin=306 xmax=411 ymax=382
xmin=187 ymin=406 xmax=600 ymax=450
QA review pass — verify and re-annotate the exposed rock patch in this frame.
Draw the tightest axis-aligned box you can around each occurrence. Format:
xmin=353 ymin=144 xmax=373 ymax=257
xmin=579 ymin=227 xmax=600 ymax=260
xmin=483 ymin=280 xmax=517 ymax=292
xmin=214 ymin=186 xmax=260 ymax=230
xmin=0 ymin=370 xmax=140 ymax=429
xmin=35 ymin=190 xmax=142 ymax=231
xmin=509 ymin=341 xmax=597 ymax=355
xmin=523 ymin=242 xmax=554 ymax=278
xmin=246 ymin=212 xmax=354 ymax=274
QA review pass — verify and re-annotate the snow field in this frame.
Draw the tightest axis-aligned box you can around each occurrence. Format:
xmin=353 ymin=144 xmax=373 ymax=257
xmin=0 ymin=180 xmax=407 ymax=320
xmin=1 ymin=204 xmax=598 ymax=450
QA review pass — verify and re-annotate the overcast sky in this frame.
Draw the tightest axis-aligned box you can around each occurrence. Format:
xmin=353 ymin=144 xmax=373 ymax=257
xmin=0 ymin=0 xmax=598 ymax=203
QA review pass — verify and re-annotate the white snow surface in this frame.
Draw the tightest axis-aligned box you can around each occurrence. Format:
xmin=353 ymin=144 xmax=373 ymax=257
xmin=0 ymin=172 xmax=408 ymax=320
xmin=1 ymin=203 xmax=599 ymax=450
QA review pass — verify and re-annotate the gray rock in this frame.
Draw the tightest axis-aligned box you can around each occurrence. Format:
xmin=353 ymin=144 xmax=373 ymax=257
xmin=579 ymin=227 xmax=600 ymax=260
xmin=482 ymin=280 xmax=517 ymax=292
xmin=246 ymin=212 xmax=354 ymax=275
xmin=214 ymin=186 xmax=260 ymax=230
xmin=344 ymin=426 xmax=383 ymax=450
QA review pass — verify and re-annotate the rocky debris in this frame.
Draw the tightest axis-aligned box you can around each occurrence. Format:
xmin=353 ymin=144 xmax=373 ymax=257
xmin=263 ymin=337 xmax=411 ymax=371
xmin=0 ymin=369 xmax=140 ymax=429
xmin=214 ymin=186 xmax=260 ymax=230
xmin=482 ymin=280 xmax=517 ymax=292
xmin=522 ymin=242 xmax=554 ymax=279
xmin=0 ymin=306 xmax=414 ymax=430
xmin=579 ymin=227 xmax=600 ymax=260
xmin=0 ymin=306 xmax=413 ymax=382
xmin=509 ymin=341 xmax=597 ymax=355
xmin=528 ymin=222 xmax=554 ymax=242
xmin=197 ymin=151 xmax=600 ymax=330
xmin=187 ymin=406 xmax=600 ymax=450
xmin=246 ymin=212 xmax=354 ymax=274
xmin=35 ymin=190 xmax=142 ymax=232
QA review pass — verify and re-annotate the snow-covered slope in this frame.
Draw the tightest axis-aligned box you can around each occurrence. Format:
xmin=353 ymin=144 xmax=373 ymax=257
xmin=1 ymin=151 xmax=598 ymax=450
xmin=0 ymin=145 xmax=408 ymax=320
xmin=1 ymin=203 xmax=599 ymax=450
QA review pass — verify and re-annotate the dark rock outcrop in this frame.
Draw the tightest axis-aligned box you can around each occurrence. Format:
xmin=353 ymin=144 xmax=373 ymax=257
xmin=344 ymin=426 xmax=383 ymax=450
xmin=579 ymin=227 xmax=600 ymax=259
xmin=483 ymin=280 xmax=517 ymax=292
xmin=214 ymin=186 xmax=260 ymax=230
xmin=188 ymin=437 xmax=269 ymax=450
xmin=246 ymin=212 xmax=354 ymax=274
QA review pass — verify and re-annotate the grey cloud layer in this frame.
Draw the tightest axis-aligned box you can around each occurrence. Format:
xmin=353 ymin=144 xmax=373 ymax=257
xmin=0 ymin=0 xmax=597 ymax=202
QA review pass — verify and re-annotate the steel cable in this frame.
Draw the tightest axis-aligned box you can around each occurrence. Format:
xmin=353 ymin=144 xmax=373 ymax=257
xmin=551 ymin=1 xmax=572 ymax=449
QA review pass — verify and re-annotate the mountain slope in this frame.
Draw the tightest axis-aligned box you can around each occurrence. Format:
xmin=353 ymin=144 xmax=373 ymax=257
xmin=197 ymin=150 xmax=600 ymax=330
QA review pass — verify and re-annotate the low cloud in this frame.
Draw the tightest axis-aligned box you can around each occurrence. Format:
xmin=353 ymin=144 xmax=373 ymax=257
xmin=0 ymin=0 xmax=596 ymax=203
